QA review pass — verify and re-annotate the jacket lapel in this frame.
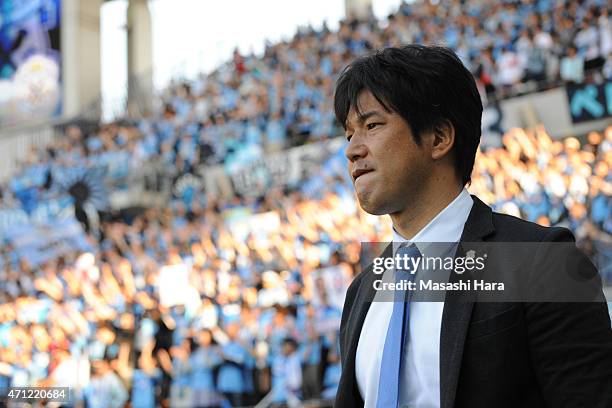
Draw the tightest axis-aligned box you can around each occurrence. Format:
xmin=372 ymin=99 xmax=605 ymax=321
xmin=440 ymin=196 xmax=495 ymax=408
xmin=340 ymin=243 xmax=393 ymax=407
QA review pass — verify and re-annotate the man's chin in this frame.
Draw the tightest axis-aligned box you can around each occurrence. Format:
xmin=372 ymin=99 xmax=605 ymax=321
xmin=361 ymin=207 xmax=388 ymax=216
xmin=356 ymin=195 xmax=389 ymax=216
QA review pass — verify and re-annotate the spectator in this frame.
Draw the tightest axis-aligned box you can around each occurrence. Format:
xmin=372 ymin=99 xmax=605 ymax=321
xmin=217 ymin=322 xmax=249 ymax=407
xmin=300 ymin=304 xmax=322 ymax=400
xmin=189 ymin=329 xmax=221 ymax=407
xmin=130 ymin=352 xmax=162 ymax=408
xmin=575 ymin=20 xmax=603 ymax=73
xmin=497 ymin=45 xmax=525 ymax=95
xmin=270 ymin=337 xmax=302 ymax=406
xmin=84 ymin=359 xmax=128 ymax=408
xmin=524 ymin=34 xmax=548 ymax=84
xmin=474 ymin=47 xmax=497 ymax=96
xmin=321 ymin=339 xmax=341 ymax=400
xmin=169 ymin=338 xmax=192 ymax=407
xmin=152 ymin=308 xmax=175 ymax=406
xmin=560 ymin=45 xmax=585 ymax=83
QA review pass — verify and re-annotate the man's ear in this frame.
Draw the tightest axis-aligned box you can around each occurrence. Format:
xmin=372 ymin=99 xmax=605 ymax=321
xmin=431 ymin=120 xmax=455 ymax=160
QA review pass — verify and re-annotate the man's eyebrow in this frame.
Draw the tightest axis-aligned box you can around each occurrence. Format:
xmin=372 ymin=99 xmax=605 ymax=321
xmin=346 ymin=110 xmax=385 ymax=128
xmin=357 ymin=110 xmax=384 ymax=123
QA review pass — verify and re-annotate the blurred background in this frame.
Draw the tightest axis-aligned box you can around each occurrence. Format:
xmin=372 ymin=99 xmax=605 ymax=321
xmin=0 ymin=0 xmax=610 ymax=407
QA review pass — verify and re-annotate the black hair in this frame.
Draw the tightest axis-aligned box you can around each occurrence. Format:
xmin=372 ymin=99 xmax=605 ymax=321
xmin=334 ymin=45 xmax=483 ymax=186
xmin=198 ymin=328 xmax=217 ymax=346
xmin=283 ymin=337 xmax=299 ymax=350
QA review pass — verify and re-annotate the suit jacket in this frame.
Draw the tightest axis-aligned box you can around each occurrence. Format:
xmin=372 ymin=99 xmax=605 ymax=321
xmin=336 ymin=195 xmax=612 ymax=408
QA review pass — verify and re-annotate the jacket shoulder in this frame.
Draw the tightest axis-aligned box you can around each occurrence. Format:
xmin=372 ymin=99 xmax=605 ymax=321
xmin=489 ymin=211 xmax=575 ymax=243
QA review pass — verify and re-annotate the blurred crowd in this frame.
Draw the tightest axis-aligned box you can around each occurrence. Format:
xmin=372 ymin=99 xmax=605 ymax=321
xmin=0 ymin=1 xmax=611 ymax=407
xmin=0 ymin=182 xmax=382 ymax=407
xmin=471 ymin=125 xmax=611 ymax=277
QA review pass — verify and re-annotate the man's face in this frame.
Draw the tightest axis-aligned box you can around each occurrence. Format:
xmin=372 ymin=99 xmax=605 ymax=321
xmin=344 ymin=91 xmax=431 ymax=215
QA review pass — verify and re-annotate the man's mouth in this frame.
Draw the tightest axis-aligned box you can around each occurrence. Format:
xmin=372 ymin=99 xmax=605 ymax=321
xmin=352 ymin=168 xmax=374 ymax=181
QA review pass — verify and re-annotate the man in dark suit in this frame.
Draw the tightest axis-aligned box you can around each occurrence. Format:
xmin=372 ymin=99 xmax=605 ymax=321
xmin=333 ymin=45 xmax=612 ymax=408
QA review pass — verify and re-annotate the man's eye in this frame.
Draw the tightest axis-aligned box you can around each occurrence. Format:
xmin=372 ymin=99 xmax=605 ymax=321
xmin=366 ymin=123 xmax=380 ymax=130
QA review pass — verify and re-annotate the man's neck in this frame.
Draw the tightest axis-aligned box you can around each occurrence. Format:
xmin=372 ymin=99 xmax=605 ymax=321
xmin=390 ymin=184 xmax=463 ymax=241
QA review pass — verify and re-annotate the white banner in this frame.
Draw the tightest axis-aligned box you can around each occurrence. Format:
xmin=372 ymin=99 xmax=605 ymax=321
xmin=220 ymin=138 xmax=344 ymax=197
xmin=309 ymin=264 xmax=351 ymax=311
xmin=158 ymin=263 xmax=191 ymax=307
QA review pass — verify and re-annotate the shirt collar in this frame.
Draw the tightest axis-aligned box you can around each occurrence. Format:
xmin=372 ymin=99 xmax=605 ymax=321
xmin=392 ymin=188 xmax=474 ymax=256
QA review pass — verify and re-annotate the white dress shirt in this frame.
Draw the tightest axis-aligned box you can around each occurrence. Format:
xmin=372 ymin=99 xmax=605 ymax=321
xmin=355 ymin=188 xmax=473 ymax=408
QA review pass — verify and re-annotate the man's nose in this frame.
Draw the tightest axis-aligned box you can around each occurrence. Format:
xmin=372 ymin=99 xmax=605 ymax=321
xmin=345 ymin=135 xmax=368 ymax=162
